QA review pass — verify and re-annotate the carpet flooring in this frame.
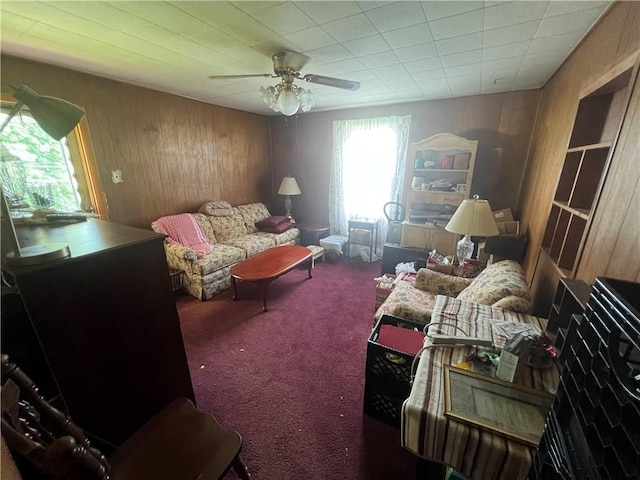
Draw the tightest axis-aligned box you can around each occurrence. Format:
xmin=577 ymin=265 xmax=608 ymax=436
xmin=175 ymin=257 xmax=419 ymax=480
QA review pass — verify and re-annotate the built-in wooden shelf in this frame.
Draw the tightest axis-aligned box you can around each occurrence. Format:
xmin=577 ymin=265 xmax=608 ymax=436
xmin=566 ymin=141 xmax=612 ymax=153
xmin=541 ymin=66 xmax=634 ymax=277
xmin=552 ymin=201 xmax=589 ymax=220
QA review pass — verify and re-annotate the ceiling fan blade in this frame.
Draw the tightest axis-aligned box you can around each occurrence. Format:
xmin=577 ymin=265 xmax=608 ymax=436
xmin=302 ymin=74 xmax=361 ymax=91
xmin=208 ymin=73 xmax=277 ymax=79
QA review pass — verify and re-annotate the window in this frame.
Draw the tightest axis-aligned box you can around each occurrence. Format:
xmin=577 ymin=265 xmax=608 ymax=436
xmin=330 ymin=115 xmax=411 ymax=259
xmin=1 ymin=95 xmax=107 ymax=218
xmin=342 ymin=126 xmax=398 ymax=219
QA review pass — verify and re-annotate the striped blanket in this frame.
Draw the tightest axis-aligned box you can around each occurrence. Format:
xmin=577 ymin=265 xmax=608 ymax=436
xmin=401 ymin=295 xmax=560 ymax=480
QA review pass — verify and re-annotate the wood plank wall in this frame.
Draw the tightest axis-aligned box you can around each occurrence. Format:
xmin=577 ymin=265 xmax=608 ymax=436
xmin=269 ymin=91 xmax=541 ymax=225
xmin=518 ymin=1 xmax=640 ymax=315
xmin=0 ymin=55 xmax=272 ymax=229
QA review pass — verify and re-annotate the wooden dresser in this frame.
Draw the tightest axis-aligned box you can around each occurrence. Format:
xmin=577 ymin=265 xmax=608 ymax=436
xmin=3 ymin=219 xmax=194 ymax=446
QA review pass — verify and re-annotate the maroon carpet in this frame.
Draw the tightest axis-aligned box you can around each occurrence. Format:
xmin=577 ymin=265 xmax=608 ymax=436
xmin=175 ymin=257 xmax=418 ymax=479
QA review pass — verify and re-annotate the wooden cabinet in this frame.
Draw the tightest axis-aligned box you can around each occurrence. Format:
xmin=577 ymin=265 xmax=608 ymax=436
xmin=401 ymin=133 xmax=477 ymax=257
xmin=5 ymin=219 xmax=195 ymax=446
xmin=541 ymin=66 xmax=635 ymax=276
xmin=400 ymin=222 xmax=458 ymax=255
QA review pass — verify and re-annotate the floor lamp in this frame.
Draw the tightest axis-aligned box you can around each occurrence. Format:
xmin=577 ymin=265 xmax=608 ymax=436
xmin=0 ymin=85 xmax=86 ymax=266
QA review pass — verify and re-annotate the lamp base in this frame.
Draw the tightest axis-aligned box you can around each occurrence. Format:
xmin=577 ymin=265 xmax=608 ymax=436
xmin=456 ymin=235 xmax=474 ymax=266
xmin=6 ymin=243 xmax=70 ymax=266
xmin=283 ymin=195 xmax=295 ymax=223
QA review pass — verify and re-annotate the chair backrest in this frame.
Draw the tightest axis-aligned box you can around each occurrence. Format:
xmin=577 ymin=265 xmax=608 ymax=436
xmin=1 ymin=354 xmax=111 ymax=480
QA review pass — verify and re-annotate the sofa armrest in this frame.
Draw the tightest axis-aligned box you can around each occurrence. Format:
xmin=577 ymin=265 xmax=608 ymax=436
xmin=163 ymin=243 xmax=198 ymax=274
xmin=492 ymin=295 xmax=532 ymax=314
xmin=414 ymin=268 xmax=472 ymax=297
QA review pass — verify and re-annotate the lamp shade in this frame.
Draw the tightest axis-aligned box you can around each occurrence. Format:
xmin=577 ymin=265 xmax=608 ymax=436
xmin=278 ymin=176 xmax=301 ymax=195
xmin=13 ymin=85 xmax=85 ymax=141
xmin=445 ymin=196 xmax=499 ymax=237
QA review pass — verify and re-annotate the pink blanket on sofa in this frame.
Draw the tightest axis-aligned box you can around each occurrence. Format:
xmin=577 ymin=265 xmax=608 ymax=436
xmin=154 ymin=214 xmax=212 ymax=256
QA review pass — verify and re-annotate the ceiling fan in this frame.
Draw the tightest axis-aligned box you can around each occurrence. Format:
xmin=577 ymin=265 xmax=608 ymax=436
xmin=208 ymin=50 xmax=361 ymax=116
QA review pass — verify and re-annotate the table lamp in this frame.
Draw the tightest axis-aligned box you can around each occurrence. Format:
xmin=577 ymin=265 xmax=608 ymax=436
xmin=277 ymin=176 xmax=301 ymax=223
xmin=445 ymin=195 xmax=499 ymax=265
xmin=0 ymin=85 xmax=86 ymax=266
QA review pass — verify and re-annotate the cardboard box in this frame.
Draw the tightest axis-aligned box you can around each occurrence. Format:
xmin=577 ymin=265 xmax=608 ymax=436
xmin=497 ymin=221 xmax=520 ymax=235
xmin=493 ymin=208 xmax=514 ymax=223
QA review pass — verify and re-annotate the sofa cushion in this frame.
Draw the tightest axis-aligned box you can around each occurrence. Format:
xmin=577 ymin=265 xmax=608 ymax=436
xmin=255 ymin=228 xmax=300 ymax=246
xmin=457 ymin=260 xmax=531 ymax=308
xmin=191 ymin=244 xmax=246 ymax=276
xmin=225 ymin=234 xmax=276 ymax=257
xmin=237 ymin=203 xmax=272 ymax=234
xmin=206 ymin=207 xmax=248 ymax=242
xmin=192 ymin=213 xmax=217 ymax=244
xmin=374 ymin=281 xmax=437 ymax=325
xmin=255 ymin=215 xmax=288 ymax=229
xmin=415 ymin=268 xmax=472 ymax=297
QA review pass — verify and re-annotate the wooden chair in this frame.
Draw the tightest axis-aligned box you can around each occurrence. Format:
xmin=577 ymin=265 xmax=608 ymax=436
xmin=0 ymin=354 xmax=250 ymax=480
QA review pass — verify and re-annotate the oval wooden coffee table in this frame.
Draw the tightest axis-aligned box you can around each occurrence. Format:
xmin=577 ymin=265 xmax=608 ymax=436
xmin=229 ymin=245 xmax=313 ymax=312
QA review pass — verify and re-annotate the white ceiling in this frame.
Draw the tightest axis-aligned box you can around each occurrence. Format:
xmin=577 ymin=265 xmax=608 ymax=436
xmin=1 ymin=1 xmax=612 ymax=116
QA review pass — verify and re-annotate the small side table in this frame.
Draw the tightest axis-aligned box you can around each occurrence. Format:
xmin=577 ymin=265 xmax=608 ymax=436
xmin=348 ymin=219 xmax=378 ymax=262
xmin=296 ymin=223 xmax=330 ymax=247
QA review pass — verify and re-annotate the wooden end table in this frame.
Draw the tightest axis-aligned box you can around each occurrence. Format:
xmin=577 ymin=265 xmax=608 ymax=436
xmin=296 ymin=223 xmax=330 ymax=246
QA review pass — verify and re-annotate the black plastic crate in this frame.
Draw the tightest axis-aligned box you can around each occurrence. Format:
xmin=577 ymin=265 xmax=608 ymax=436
xmin=363 ymin=314 xmax=425 ymax=427
xmin=365 ymin=314 xmax=425 ymax=395
xmin=363 ymin=381 xmax=406 ymax=428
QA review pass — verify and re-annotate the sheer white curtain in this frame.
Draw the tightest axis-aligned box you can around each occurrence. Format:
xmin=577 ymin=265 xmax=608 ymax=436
xmin=330 ymin=115 xmax=411 ymax=261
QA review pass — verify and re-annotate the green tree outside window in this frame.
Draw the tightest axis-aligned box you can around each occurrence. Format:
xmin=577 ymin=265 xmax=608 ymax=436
xmin=1 ymin=110 xmax=82 ymax=212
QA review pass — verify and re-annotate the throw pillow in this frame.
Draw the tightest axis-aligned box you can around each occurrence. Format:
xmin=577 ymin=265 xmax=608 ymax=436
xmin=260 ymin=220 xmax=293 ymax=234
xmin=255 ymin=216 xmax=288 ymax=229
xmin=199 ymin=200 xmax=233 ymax=217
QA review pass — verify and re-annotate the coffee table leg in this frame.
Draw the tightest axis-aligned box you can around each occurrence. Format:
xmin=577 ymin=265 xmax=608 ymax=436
xmin=307 ymin=258 xmax=313 ymax=278
xmin=261 ymin=282 xmax=270 ymax=312
xmin=232 ymin=277 xmax=239 ymax=300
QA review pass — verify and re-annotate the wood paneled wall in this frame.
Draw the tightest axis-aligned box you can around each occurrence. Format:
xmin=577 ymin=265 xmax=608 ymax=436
xmin=269 ymin=91 xmax=541 ymax=225
xmin=1 ymin=55 xmax=272 ymax=229
xmin=518 ymin=1 xmax=640 ymax=315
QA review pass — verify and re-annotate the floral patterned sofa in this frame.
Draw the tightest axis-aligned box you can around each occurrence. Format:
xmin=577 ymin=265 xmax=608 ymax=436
xmin=373 ymin=260 xmax=532 ymax=325
xmin=152 ymin=202 xmax=299 ymax=300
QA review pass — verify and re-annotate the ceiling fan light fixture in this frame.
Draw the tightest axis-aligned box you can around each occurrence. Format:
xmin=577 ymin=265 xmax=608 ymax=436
xmin=259 ymin=85 xmax=278 ymax=111
xmin=276 ymin=86 xmax=300 ymax=116
xmin=260 ymin=82 xmax=315 ymax=116
xmin=298 ymin=87 xmax=315 ymax=113
xmin=212 ymin=50 xmax=357 ymax=116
